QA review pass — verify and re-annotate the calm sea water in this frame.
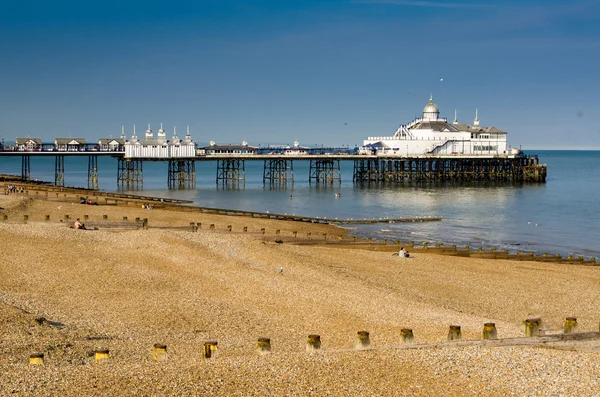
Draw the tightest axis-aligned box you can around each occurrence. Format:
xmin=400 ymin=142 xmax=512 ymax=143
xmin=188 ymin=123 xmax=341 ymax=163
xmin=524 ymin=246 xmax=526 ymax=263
xmin=1 ymin=150 xmax=598 ymax=259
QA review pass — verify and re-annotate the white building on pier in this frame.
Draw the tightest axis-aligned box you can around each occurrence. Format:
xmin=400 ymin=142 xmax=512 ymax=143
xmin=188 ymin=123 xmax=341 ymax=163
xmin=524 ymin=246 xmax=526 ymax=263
xmin=124 ymin=124 xmax=196 ymax=158
xmin=361 ymin=96 xmax=512 ymax=156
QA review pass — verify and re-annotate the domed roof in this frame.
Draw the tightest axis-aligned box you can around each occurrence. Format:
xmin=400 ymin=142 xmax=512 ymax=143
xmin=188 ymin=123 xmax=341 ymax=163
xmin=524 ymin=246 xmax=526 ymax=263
xmin=423 ymin=95 xmax=439 ymax=114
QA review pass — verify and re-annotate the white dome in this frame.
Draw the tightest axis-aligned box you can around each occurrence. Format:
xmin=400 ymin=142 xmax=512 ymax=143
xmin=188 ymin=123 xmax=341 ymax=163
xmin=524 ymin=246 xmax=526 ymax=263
xmin=423 ymin=96 xmax=439 ymax=114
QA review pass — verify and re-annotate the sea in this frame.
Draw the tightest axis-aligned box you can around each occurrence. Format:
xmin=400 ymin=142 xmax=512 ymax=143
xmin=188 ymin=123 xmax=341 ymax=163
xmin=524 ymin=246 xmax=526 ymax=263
xmin=1 ymin=150 xmax=598 ymax=259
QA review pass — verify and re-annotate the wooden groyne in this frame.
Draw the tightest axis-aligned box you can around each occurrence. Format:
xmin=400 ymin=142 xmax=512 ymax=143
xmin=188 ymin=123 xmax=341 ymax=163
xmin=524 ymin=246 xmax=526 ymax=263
xmin=169 ymin=206 xmax=442 ymax=225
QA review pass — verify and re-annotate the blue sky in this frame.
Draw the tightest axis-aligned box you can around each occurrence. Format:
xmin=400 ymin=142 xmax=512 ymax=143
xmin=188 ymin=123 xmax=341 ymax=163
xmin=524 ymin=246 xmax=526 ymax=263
xmin=0 ymin=0 xmax=599 ymax=149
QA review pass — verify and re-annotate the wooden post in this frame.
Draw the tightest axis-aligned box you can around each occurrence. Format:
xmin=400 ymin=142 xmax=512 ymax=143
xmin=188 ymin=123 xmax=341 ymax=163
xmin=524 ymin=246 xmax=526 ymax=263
xmin=135 ymin=217 xmax=140 ymax=222
xmin=257 ymin=337 xmax=271 ymax=355
xmin=94 ymin=349 xmax=110 ymax=364
xmin=355 ymin=331 xmax=370 ymax=349
xmin=244 ymin=226 xmax=248 ymax=233
xmin=228 ymin=225 xmax=232 ymax=232
xmin=323 ymin=233 xmax=327 ymax=241
xmin=306 ymin=334 xmax=321 ymax=353
xmin=103 ymin=214 xmax=108 ymax=222
xmin=143 ymin=218 xmax=148 ymax=229
xmin=203 ymin=341 xmax=218 ymax=358
xmin=307 ymin=232 xmax=311 ymax=239
xmin=482 ymin=323 xmax=497 ymax=340
xmin=400 ymin=328 xmax=414 ymax=344
xmin=564 ymin=317 xmax=578 ymax=334
xmin=22 ymin=214 xmax=28 ymax=223
xmin=123 ymin=216 xmax=128 ymax=222
xmin=2 ymin=214 xmax=7 ymax=222
xmin=153 ymin=344 xmax=167 ymax=361
xmin=276 ymin=229 xmax=280 ymax=235
xmin=44 ymin=215 xmax=50 ymax=222
xmin=29 ymin=353 xmax=45 ymax=367
xmin=261 ymin=228 xmax=265 ymax=234
xmin=448 ymin=325 xmax=462 ymax=341
xmin=210 ymin=224 xmax=215 ymax=230
xmin=293 ymin=231 xmax=297 ymax=238
xmin=525 ymin=317 xmax=541 ymax=337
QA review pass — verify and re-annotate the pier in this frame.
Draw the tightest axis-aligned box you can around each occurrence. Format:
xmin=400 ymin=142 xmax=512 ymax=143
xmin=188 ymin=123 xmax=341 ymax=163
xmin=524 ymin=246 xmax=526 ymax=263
xmin=0 ymin=151 xmax=546 ymax=189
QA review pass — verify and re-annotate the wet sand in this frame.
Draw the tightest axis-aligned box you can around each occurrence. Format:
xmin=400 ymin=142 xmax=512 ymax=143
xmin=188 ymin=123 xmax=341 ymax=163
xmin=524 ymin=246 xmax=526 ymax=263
xmin=0 ymin=191 xmax=599 ymax=396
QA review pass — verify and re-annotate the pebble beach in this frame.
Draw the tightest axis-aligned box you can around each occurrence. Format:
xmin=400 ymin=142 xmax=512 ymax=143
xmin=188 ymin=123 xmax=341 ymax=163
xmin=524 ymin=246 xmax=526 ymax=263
xmin=0 ymin=190 xmax=599 ymax=396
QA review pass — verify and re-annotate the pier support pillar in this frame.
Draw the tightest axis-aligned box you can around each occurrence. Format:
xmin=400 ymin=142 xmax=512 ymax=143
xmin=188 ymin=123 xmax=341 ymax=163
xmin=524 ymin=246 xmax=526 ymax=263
xmin=117 ymin=158 xmax=143 ymax=189
xmin=54 ymin=155 xmax=65 ymax=186
xmin=88 ymin=155 xmax=98 ymax=190
xmin=263 ymin=159 xmax=294 ymax=185
xmin=353 ymin=159 xmax=381 ymax=182
xmin=168 ymin=159 xmax=196 ymax=189
xmin=309 ymin=159 xmax=340 ymax=183
xmin=21 ymin=155 xmax=31 ymax=182
xmin=216 ymin=159 xmax=245 ymax=186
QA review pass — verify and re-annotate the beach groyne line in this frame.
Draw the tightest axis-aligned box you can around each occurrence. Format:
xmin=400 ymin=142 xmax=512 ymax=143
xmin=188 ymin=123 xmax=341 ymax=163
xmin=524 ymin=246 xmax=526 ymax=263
xmin=2 ymin=212 xmax=596 ymax=264
xmin=24 ymin=325 xmax=600 ymax=367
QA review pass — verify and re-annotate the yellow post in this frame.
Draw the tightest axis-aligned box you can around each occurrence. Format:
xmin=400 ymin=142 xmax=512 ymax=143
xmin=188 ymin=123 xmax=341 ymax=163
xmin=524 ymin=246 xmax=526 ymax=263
xmin=94 ymin=349 xmax=110 ymax=364
xmin=352 ymin=236 xmax=356 ymax=243
xmin=400 ymin=328 xmax=414 ymax=344
xmin=153 ymin=344 xmax=167 ymax=361
xmin=261 ymin=228 xmax=265 ymax=234
xmin=29 ymin=353 xmax=45 ymax=367
xmin=228 ymin=225 xmax=232 ymax=232
xmin=23 ymin=214 xmax=28 ymax=223
xmin=123 ymin=216 xmax=128 ymax=222
xmin=257 ymin=337 xmax=271 ymax=355
xmin=243 ymin=226 xmax=248 ymax=232
xmin=293 ymin=231 xmax=297 ymax=238
xmin=64 ymin=214 xmax=70 ymax=222
xmin=203 ymin=341 xmax=218 ymax=358
xmin=525 ymin=318 xmax=541 ymax=337
xmin=355 ymin=331 xmax=370 ymax=349
xmin=210 ymin=224 xmax=215 ymax=230
xmin=103 ymin=214 xmax=108 ymax=221
xmin=323 ymin=233 xmax=327 ymax=240
xmin=44 ymin=215 xmax=50 ymax=222
xmin=564 ymin=317 xmax=578 ymax=334
xmin=306 ymin=334 xmax=321 ymax=353
xmin=276 ymin=229 xmax=280 ymax=235
xmin=448 ymin=325 xmax=462 ymax=341
xmin=338 ymin=234 xmax=342 ymax=240
xmin=307 ymin=232 xmax=311 ymax=239
xmin=2 ymin=214 xmax=7 ymax=222
xmin=482 ymin=323 xmax=497 ymax=340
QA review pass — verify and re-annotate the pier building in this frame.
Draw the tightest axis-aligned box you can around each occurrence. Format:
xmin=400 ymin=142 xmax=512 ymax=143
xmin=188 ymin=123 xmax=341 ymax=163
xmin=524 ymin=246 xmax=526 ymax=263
xmin=15 ymin=138 xmax=43 ymax=151
xmin=123 ymin=124 xmax=195 ymax=158
xmin=361 ymin=96 xmax=509 ymax=156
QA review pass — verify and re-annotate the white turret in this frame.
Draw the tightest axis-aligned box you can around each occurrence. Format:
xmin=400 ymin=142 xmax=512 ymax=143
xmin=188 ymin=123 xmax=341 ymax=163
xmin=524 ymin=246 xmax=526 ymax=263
xmin=157 ymin=123 xmax=167 ymax=144
xmin=184 ymin=126 xmax=192 ymax=143
xmin=474 ymin=109 xmax=480 ymax=126
xmin=121 ymin=125 xmax=126 ymax=140
xmin=453 ymin=110 xmax=458 ymax=125
xmin=171 ymin=126 xmax=181 ymax=144
xmin=423 ymin=94 xmax=440 ymax=121
xmin=145 ymin=123 xmax=153 ymax=140
xmin=130 ymin=124 xmax=138 ymax=143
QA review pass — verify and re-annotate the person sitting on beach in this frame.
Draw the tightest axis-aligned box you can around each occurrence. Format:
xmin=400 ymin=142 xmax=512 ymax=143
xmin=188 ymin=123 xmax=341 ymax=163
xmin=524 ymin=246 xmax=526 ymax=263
xmin=399 ymin=247 xmax=410 ymax=258
xmin=73 ymin=218 xmax=86 ymax=230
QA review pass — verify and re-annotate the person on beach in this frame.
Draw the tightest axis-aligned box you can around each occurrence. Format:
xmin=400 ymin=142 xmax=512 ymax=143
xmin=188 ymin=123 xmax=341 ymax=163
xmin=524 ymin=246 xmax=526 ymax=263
xmin=399 ymin=247 xmax=410 ymax=258
xmin=74 ymin=218 xmax=86 ymax=230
